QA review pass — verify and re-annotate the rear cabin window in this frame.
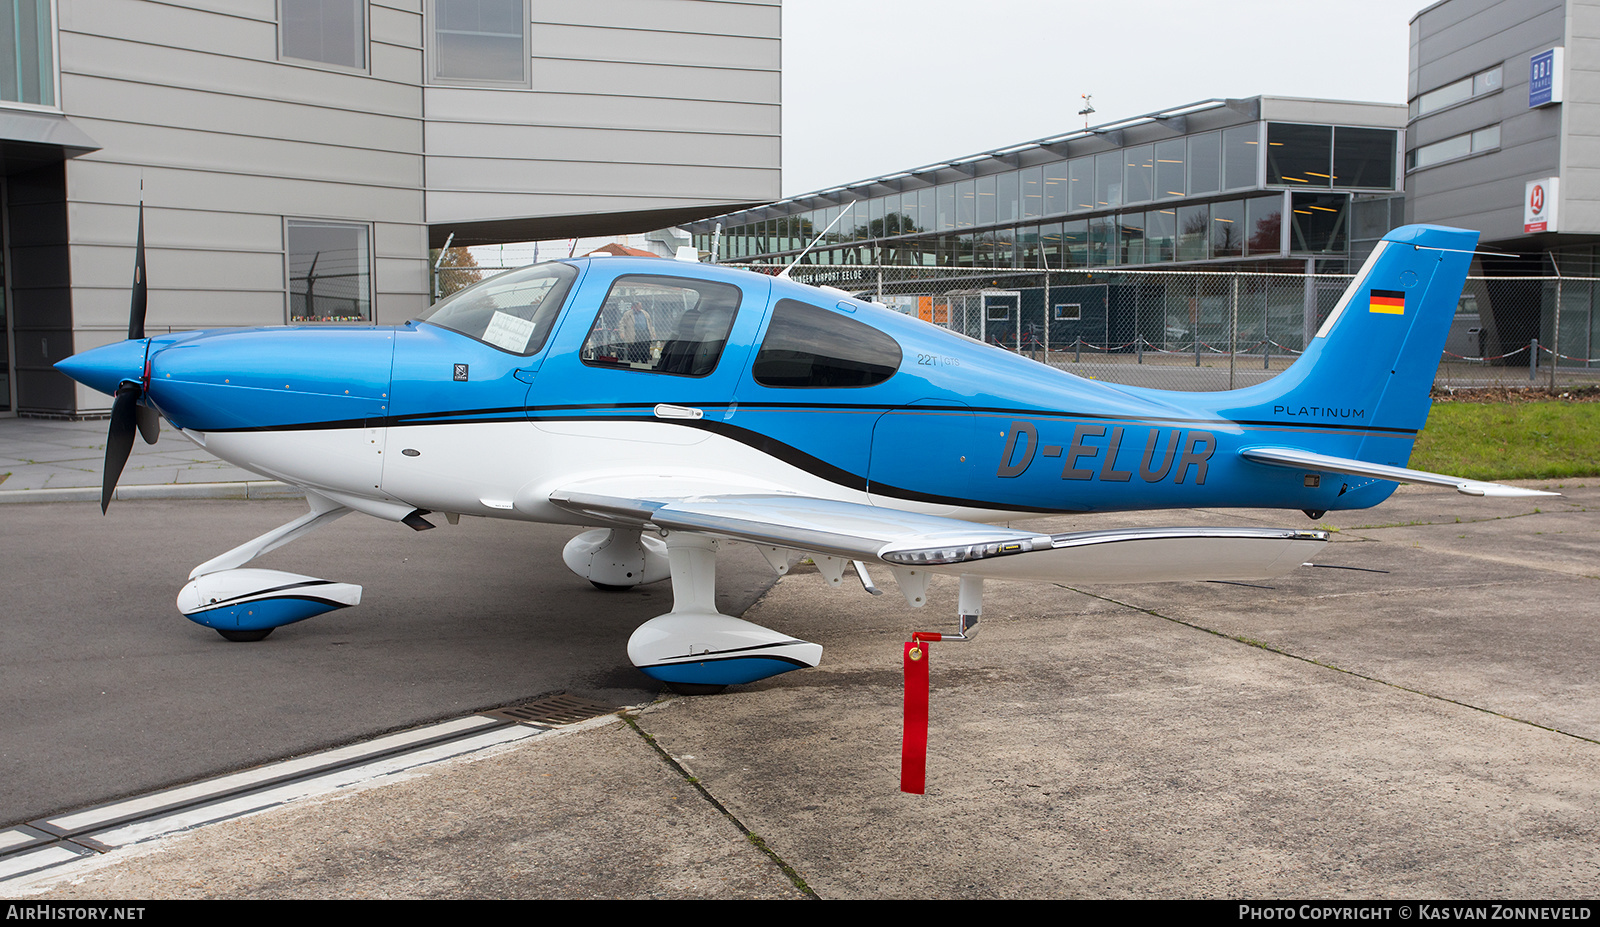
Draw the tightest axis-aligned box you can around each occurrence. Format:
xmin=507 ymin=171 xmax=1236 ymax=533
xmin=752 ymin=299 xmax=902 ymax=388
xmin=581 ymin=275 xmax=742 ymax=377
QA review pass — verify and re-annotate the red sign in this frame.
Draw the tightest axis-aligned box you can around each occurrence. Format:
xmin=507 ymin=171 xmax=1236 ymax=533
xmin=1525 ymin=177 xmax=1558 ymax=233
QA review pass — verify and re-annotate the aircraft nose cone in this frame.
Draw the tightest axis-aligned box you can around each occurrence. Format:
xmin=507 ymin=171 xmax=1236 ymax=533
xmin=54 ymin=338 xmax=148 ymax=397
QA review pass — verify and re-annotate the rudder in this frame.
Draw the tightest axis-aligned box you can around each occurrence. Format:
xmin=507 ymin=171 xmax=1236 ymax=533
xmin=1221 ymin=224 xmax=1477 ymax=458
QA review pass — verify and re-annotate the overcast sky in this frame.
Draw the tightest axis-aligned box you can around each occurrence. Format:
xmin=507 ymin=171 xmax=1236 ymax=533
xmin=780 ymin=0 xmax=1438 ymax=196
xmin=482 ymin=1 xmax=1440 ymax=263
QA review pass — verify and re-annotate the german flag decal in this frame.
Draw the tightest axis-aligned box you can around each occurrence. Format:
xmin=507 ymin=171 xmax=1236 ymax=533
xmin=1369 ymin=289 xmax=1405 ymax=314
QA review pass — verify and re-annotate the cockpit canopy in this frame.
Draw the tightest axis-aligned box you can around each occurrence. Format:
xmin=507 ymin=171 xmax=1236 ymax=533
xmin=424 ymin=262 xmax=578 ymax=356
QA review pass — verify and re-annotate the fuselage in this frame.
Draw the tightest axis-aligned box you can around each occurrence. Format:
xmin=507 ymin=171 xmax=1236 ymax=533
xmin=62 ymin=256 xmax=1406 ymax=526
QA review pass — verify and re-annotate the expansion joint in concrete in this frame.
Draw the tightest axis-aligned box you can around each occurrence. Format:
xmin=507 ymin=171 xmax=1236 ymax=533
xmin=1061 ymin=585 xmax=1600 ymax=750
xmin=621 ymin=711 xmax=819 ymax=900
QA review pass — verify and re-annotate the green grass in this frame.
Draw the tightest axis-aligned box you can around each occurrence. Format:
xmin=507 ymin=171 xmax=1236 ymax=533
xmin=1412 ymin=402 xmax=1600 ymax=480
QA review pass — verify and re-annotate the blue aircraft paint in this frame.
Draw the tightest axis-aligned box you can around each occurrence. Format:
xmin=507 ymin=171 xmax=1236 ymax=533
xmin=53 ymin=337 xmax=150 ymax=397
xmin=55 ymin=224 xmax=1480 ymax=520
xmin=638 ymin=656 xmax=811 ymax=686
xmin=143 ymin=327 xmax=395 ymax=432
xmin=185 ymin=596 xmax=349 ymax=632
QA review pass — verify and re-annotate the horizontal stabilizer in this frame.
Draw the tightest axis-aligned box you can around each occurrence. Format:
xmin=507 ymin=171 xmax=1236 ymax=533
xmin=1240 ymin=447 xmax=1558 ymax=498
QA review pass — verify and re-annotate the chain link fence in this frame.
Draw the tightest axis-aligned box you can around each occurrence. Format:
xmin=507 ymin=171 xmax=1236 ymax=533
xmin=438 ymin=262 xmax=1600 ymax=393
xmin=787 ymin=265 xmax=1600 ymax=393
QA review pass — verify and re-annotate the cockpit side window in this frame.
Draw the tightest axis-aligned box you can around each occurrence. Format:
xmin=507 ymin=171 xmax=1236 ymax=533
xmin=580 ymin=275 xmax=742 ymax=377
xmin=752 ymin=299 xmax=902 ymax=388
xmin=423 ymin=262 xmax=578 ymax=356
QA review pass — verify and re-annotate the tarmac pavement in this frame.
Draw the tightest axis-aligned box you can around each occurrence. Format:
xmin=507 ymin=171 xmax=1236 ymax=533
xmin=2 ymin=417 xmax=1598 ymax=898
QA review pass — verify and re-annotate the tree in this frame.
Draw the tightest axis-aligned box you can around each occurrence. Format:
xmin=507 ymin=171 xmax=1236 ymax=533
xmin=430 ymin=247 xmax=484 ymax=299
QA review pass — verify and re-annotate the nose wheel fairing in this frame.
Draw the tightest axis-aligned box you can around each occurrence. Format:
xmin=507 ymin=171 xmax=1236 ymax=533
xmin=625 ymin=532 xmax=822 ymax=687
xmin=629 ymin=612 xmax=823 ymax=685
xmin=177 ymin=568 xmax=362 ymax=632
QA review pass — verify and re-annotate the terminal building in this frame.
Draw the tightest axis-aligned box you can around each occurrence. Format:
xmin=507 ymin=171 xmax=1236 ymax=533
xmin=687 ymin=0 xmax=1600 ymax=373
xmin=686 ymin=96 xmax=1408 ymax=275
xmin=1 ymin=0 xmax=780 ymax=417
xmin=1405 ymin=0 xmax=1600 ymax=367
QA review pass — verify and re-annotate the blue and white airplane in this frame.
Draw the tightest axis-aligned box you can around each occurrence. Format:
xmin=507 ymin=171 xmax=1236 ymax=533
xmin=56 ymin=223 xmax=1549 ymax=692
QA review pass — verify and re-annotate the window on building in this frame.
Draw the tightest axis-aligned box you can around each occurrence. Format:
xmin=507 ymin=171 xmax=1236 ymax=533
xmin=1288 ymin=193 xmax=1347 ymax=253
xmin=1176 ymin=204 xmax=1210 ymax=261
xmin=1145 ymin=209 xmax=1175 ymax=263
xmin=281 ymin=0 xmax=365 ymax=69
xmin=1211 ymin=199 xmax=1244 ymax=258
xmin=1119 ymin=214 xmax=1146 ymax=264
xmin=581 ymin=276 xmax=741 ymax=377
xmin=996 ymin=171 xmax=1019 ymax=224
xmin=1020 ymin=167 xmax=1043 ymax=219
xmin=1094 ymin=150 xmax=1122 ymax=210
xmin=0 ymin=0 xmax=55 ymax=106
xmin=288 ymin=220 xmax=371 ymax=323
xmin=1188 ymin=131 xmax=1221 ymax=196
xmin=1407 ymin=125 xmax=1500 ymax=170
xmin=1267 ymin=123 xmax=1333 ymax=187
xmin=1044 ymin=161 xmax=1069 ymax=215
xmin=1124 ymin=145 xmax=1153 ymax=205
xmin=976 ymin=174 xmax=996 ymax=226
xmin=1039 ymin=222 xmax=1064 ymax=268
xmin=1222 ymin=124 xmax=1259 ymax=190
xmin=430 ymin=0 xmax=528 ymax=84
xmin=1154 ymin=138 xmax=1186 ymax=199
xmin=1088 ymin=215 xmax=1116 ymax=266
xmin=1246 ymin=195 xmax=1283 ymax=256
xmin=1332 ymin=127 xmax=1397 ymax=188
xmin=1067 ymin=157 xmax=1094 ymax=213
xmin=1411 ymin=65 xmax=1503 ymax=118
xmin=1062 ymin=219 xmax=1089 ymax=267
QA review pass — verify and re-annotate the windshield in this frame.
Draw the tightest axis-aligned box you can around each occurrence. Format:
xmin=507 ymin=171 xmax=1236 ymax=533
xmin=424 ymin=262 xmax=578 ymax=355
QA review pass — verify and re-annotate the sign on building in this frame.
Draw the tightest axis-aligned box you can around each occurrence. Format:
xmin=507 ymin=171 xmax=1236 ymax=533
xmin=1525 ymin=177 xmax=1559 ymax=233
xmin=1529 ymin=48 xmax=1563 ymax=108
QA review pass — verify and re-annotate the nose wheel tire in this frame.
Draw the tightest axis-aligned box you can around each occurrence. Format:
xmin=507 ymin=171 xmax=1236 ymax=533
xmin=217 ymin=628 xmax=274 ymax=642
xmin=665 ymin=682 xmax=728 ymax=696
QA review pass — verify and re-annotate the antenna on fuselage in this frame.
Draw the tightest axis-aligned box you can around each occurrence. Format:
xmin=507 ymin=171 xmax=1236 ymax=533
xmin=778 ymin=202 xmax=855 ymax=280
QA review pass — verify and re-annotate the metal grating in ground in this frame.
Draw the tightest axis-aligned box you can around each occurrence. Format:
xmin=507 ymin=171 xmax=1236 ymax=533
xmin=481 ymin=692 xmax=622 ymax=726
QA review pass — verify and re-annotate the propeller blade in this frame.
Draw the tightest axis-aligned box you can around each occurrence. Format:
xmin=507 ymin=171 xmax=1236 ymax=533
xmin=103 ymin=384 xmax=141 ymax=514
xmin=136 ymin=403 xmax=160 ymax=445
xmin=129 ymin=202 xmax=147 ymax=341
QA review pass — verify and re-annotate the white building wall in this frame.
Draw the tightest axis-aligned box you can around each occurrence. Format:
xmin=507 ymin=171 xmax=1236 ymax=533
xmin=58 ymin=0 xmax=428 ymax=368
xmin=32 ymin=0 xmax=780 ymax=414
xmin=422 ymin=0 xmax=781 ymax=233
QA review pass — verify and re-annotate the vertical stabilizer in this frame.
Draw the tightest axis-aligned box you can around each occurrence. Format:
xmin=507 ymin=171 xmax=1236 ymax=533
xmin=1221 ymin=224 xmax=1477 ymax=462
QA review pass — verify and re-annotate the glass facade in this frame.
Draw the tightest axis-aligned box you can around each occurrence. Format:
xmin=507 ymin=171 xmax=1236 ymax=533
xmin=697 ymin=118 xmax=1397 ymax=272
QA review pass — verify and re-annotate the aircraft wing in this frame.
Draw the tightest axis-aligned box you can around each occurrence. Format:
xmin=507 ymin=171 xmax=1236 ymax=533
xmin=549 ymin=483 xmax=1327 ymax=585
xmin=1240 ymin=447 xmax=1558 ymax=498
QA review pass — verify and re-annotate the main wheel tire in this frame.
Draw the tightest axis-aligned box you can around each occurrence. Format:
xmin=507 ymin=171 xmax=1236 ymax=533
xmin=217 ymin=628 xmax=274 ymax=642
xmin=590 ymin=580 xmax=633 ymax=592
xmin=665 ymin=682 xmax=728 ymax=696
